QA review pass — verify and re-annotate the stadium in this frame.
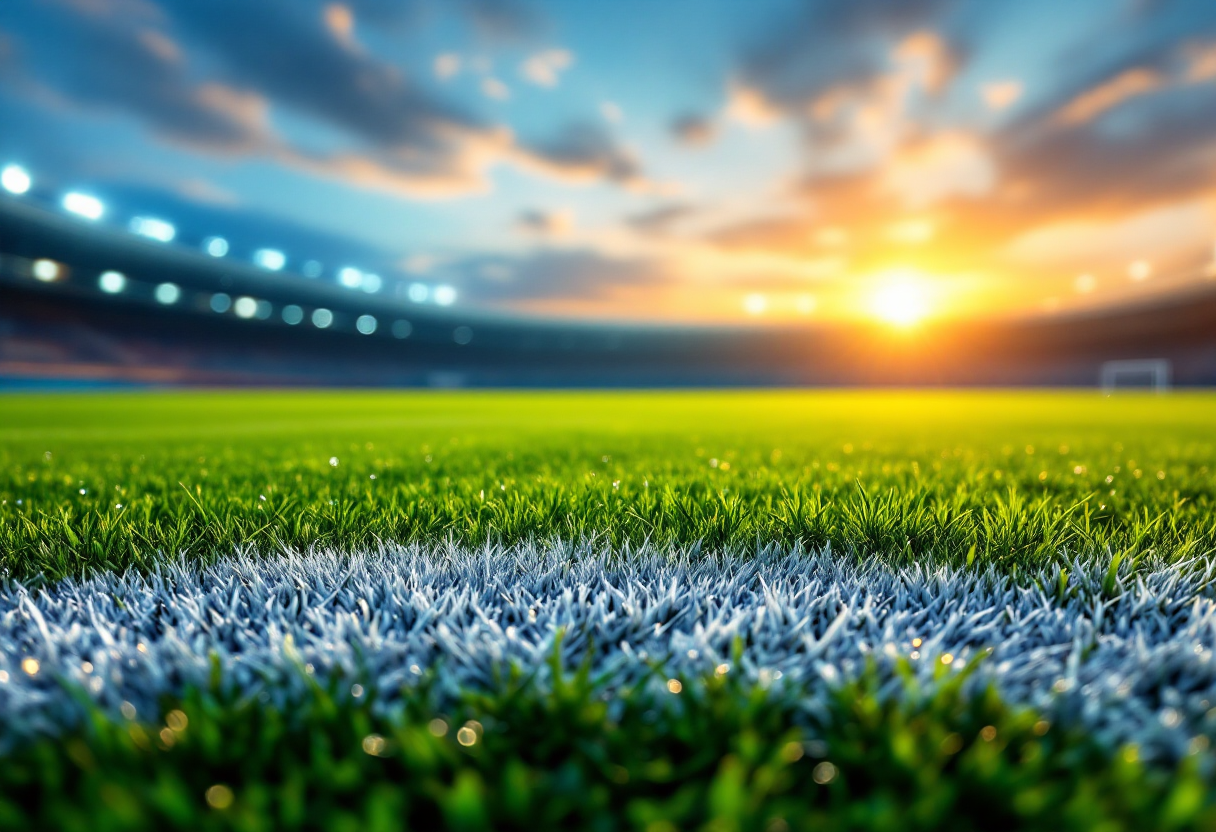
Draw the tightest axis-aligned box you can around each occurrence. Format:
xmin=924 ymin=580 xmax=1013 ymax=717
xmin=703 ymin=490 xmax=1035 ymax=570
xmin=4 ymin=1 xmax=1216 ymax=830
xmin=5 ymin=188 xmax=1216 ymax=389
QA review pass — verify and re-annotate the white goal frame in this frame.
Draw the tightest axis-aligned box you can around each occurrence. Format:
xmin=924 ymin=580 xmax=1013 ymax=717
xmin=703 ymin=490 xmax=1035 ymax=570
xmin=1099 ymin=359 xmax=1172 ymax=393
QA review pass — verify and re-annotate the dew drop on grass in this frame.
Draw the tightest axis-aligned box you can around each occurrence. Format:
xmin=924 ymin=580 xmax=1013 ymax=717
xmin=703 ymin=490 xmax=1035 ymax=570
xmin=812 ymin=762 xmax=837 ymax=784
xmin=205 ymin=784 xmax=234 ymax=810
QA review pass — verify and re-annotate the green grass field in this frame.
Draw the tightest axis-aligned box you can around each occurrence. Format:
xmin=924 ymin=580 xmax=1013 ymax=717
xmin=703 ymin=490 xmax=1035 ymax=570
xmin=3 ymin=390 xmax=1216 ymax=831
xmin=2 ymin=390 xmax=1214 ymax=578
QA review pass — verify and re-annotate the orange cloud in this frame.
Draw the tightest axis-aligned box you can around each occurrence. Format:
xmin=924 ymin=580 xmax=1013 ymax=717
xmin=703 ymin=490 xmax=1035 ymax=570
xmin=726 ymin=82 xmax=779 ymax=127
xmin=1186 ymin=41 xmax=1216 ymax=82
xmin=1056 ymin=68 xmax=1163 ymax=124
xmin=1005 ymin=198 xmax=1216 ymax=271
xmin=881 ymin=132 xmax=996 ymax=207
xmin=323 ymin=4 xmax=355 ymax=48
xmin=893 ymin=30 xmax=955 ymax=94
xmin=982 ymin=80 xmax=1022 ymax=111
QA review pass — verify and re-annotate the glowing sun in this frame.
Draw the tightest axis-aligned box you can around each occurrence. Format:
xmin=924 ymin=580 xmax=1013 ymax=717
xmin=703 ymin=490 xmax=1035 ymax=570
xmin=871 ymin=269 xmax=931 ymax=328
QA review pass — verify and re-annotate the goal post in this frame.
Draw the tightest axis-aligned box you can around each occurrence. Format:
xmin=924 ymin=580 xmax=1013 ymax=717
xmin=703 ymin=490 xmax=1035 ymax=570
xmin=1099 ymin=359 xmax=1172 ymax=393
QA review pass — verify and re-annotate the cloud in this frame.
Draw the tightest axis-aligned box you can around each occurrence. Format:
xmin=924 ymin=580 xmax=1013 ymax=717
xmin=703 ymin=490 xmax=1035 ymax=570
xmin=515 ymin=122 xmax=648 ymax=188
xmin=0 ymin=0 xmax=650 ymax=198
xmin=734 ymin=0 xmax=959 ymax=115
xmin=1005 ymin=199 xmax=1216 ymax=271
xmin=516 ymin=208 xmax=574 ymax=236
xmin=0 ymin=1 xmax=272 ymax=152
xmin=323 ymin=3 xmax=356 ymax=46
xmin=176 ymin=177 xmax=240 ymax=206
xmin=433 ymin=52 xmax=461 ymax=79
xmin=481 ymin=77 xmax=511 ymax=100
xmin=981 ymin=79 xmax=1022 ymax=111
xmin=446 ymin=250 xmax=672 ymax=305
xmin=724 ymin=82 xmax=779 ymax=126
xmin=626 ymin=203 xmax=697 ymax=234
xmin=1056 ymin=68 xmax=1164 ymax=124
xmin=696 ymin=0 xmax=1216 ymax=291
xmin=335 ymin=0 xmax=540 ymax=39
xmin=670 ymin=114 xmax=716 ymax=147
xmin=519 ymin=48 xmax=573 ymax=87
xmin=705 ymin=215 xmax=822 ymax=256
xmin=879 ymin=131 xmax=995 ymax=207
xmin=1187 ymin=41 xmax=1216 ymax=82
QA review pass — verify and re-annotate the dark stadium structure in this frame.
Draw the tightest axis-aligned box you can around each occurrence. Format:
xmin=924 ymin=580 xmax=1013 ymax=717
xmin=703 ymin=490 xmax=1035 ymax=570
xmin=3 ymin=195 xmax=1216 ymax=388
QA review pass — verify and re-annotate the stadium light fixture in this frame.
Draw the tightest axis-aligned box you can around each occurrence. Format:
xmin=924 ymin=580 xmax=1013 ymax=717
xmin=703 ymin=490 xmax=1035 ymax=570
xmin=210 ymin=293 xmax=232 ymax=313
xmin=234 ymin=296 xmax=258 ymax=319
xmin=312 ymin=308 xmax=333 ymax=328
xmin=130 ymin=216 xmax=176 ymax=243
xmin=155 ymin=283 xmax=181 ymax=305
xmin=204 ymin=236 xmax=229 ymax=257
xmin=338 ymin=267 xmax=363 ymax=289
xmin=434 ymin=285 xmax=457 ymax=306
xmin=32 ymin=259 xmax=61 ymax=282
xmin=361 ymin=273 xmax=382 ymax=294
xmin=282 ymin=305 xmax=304 ymax=325
xmin=254 ymin=248 xmax=286 ymax=271
xmin=1 ymin=164 xmax=31 ymax=195
xmin=63 ymin=192 xmax=104 ymax=220
xmin=98 ymin=271 xmax=127 ymax=294
xmin=356 ymin=314 xmax=377 ymax=334
xmin=407 ymin=282 xmax=429 ymax=303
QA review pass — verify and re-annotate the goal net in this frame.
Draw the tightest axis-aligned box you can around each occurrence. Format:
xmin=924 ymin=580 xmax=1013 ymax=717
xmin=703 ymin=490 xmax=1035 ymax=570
xmin=1099 ymin=359 xmax=1172 ymax=393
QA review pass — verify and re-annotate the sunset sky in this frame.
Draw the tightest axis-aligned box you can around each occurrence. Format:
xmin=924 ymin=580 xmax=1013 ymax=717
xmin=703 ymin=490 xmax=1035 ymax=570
xmin=3 ymin=0 xmax=1216 ymax=324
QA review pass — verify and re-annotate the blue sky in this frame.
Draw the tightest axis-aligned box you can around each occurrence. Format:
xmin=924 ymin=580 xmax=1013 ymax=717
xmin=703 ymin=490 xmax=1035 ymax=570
xmin=2 ymin=0 xmax=1216 ymax=323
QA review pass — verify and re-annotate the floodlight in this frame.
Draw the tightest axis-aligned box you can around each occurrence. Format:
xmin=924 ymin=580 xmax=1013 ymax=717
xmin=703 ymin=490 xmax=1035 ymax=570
xmin=254 ymin=248 xmax=286 ymax=271
xmin=63 ymin=192 xmax=104 ymax=220
xmin=130 ymin=216 xmax=176 ymax=242
xmin=1 ymin=164 xmax=31 ymax=195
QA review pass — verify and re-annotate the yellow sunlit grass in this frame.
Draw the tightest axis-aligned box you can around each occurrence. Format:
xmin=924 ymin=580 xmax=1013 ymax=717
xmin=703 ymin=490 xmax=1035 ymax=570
xmin=870 ymin=268 xmax=931 ymax=328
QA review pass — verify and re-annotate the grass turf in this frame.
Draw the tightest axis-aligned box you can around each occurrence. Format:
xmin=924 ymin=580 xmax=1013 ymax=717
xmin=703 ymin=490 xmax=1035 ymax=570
xmin=2 ymin=390 xmax=1215 ymax=580
xmin=3 ymin=658 xmax=1213 ymax=832
xmin=5 ymin=389 xmax=1216 ymax=830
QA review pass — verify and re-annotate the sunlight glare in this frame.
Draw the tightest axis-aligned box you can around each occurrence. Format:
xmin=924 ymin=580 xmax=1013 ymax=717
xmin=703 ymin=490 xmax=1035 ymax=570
xmin=871 ymin=269 xmax=930 ymax=328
